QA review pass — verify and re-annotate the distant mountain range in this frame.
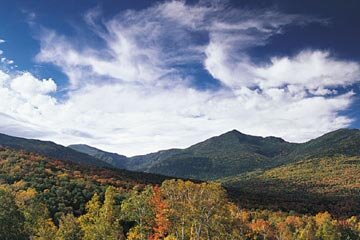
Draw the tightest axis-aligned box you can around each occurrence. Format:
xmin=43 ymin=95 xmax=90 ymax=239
xmin=0 ymin=128 xmax=359 ymax=182
xmin=2 ymin=129 xmax=359 ymax=181
xmin=1 ymin=128 xmax=360 ymax=216
xmin=70 ymin=128 xmax=360 ymax=180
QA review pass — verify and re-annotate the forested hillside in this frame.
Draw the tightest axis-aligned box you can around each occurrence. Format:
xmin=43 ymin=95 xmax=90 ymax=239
xmin=1 ymin=147 xmax=360 ymax=239
xmin=71 ymin=129 xmax=360 ymax=182
xmin=223 ymin=155 xmax=360 ymax=217
xmin=0 ymin=148 xmax=168 ymax=219
xmin=69 ymin=144 xmax=128 ymax=169
xmin=1 ymin=129 xmax=360 ymax=239
xmin=0 ymin=133 xmax=111 ymax=168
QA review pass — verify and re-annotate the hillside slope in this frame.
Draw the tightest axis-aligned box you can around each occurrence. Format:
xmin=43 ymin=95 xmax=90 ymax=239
xmin=285 ymin=128 xmax=360 ymax=161
xmin=223 ymin=155 xmax=360 ymax=217
xmin=69 ymin=129 xmax=360 ymax=181
xmin=0 ymin=147 xmax=169 ymax=218
xmin=68 ymin=144 xmax=128 ymax=169
xmin=126 ymin=130 xmax=297 ymax=179
xmin=0 ymin=133 xmax=110 ymax=168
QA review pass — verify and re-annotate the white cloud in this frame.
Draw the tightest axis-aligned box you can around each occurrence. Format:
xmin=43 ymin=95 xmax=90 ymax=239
xmin=0 ymin=1 xmax=359 ymax=156
xmin=0 ymin=39 xmax=5 ymax=44
xmin=10 ymin=72 xmax=57 ymax=98
xmin=254 ymin=51 xmax=360 ymax=91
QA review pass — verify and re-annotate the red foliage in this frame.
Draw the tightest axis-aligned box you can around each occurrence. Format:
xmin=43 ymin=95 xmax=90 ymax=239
xmin=149 ymin=186 xmax=170 ymax=240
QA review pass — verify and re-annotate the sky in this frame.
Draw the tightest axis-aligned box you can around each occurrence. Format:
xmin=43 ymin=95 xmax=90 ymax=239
xmin=0 ymin=0 xmax=360 ymax=156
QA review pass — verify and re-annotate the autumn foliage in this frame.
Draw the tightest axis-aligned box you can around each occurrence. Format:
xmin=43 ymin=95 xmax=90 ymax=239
xmin=0 ymin=148 xmax=360 ymax=239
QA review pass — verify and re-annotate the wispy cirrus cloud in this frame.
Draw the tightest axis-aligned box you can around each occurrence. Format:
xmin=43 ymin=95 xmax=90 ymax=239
xmin=0 ymin=0 xmax=359 ymax=155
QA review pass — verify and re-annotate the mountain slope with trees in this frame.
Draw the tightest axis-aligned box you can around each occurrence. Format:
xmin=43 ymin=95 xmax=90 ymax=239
xmin=0 ymin=138 xmax=360 ymax=239
xmin=223 ymin=155 xmax=360 ymax=217
xmin=70 ymin=129 xmax=360 ymax=182
xmin=0 ymin=133 xmax=111 ymax=168
xmin=0 ymin=147 xmax=169 ymax=220
xmin=69 ymin=144 xmax=128 ymax=169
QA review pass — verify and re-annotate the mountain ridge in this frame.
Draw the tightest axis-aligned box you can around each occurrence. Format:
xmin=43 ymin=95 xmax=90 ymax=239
xmin=0 ymin=133 xmax=112 ymax=168
xmin=1 ymin=128 xmax=360 ymax=181
xmin=68 ymin=144 xmax=128 ymax=169
xmin=68 ymin=128 xmax=360 ymax=180
xmin=1 ymin=128 xmax=360 ymax=215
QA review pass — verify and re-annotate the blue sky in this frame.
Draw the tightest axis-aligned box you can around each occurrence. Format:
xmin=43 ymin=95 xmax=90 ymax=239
xmin=0 ymin=0 xmax=359 ymax=155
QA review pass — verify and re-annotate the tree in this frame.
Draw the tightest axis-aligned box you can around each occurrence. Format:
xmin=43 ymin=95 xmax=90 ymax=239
xmin=79 ymin=187 xmax=123 ymax=240
xmin=19 ymin=193 xmax=58 ymax=239
xmin=160 ymin=180 xmax=238 ymax=240
xmin=249 ymin=219 xmax=274 ymax=240
xmin=79 ymin=192 xmax=101 ymax=240
xmin=0 ymin=188 xmax=27 ymax=240
xmin=315 ymin=212 xmax=341 ymax=240
xmin=98 ymin=186 xmax=123 ymax=239
xmin=297 ymin=218 xmax=317 ymax=240
xmin=32 ymin=218 xmax=58 ymax=240
xmin=121 ymin=186 xmax=155 ymax=239
xmin=150 ymin=186 xmax=170 ymax=240
xmin=56 ymin=213 xmax=83 ymax=240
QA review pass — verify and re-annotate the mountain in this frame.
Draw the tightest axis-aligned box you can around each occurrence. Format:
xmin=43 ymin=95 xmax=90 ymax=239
xmin=126 ymin=130 xmax=297 ymax=179
xmin=68 ymin=144 xmax=128 ymax=169
xmin=1 ymin=128 xmax=360 ymax=217
xmin=66 ymin=128 xmax=360 ymax=217
xmin=0 ymin=147 xmax=169 ymax=218
xmin=69 ymin=128 xmax=360 ymax=181
xmin=127 ymin=128 xmax=360 ymax=180
xmin=222 ymin=155 xmax=360 ymax=216
xmin=285 ymin=128 xmax=360 ymax=161
xmin=0 ymin=133 xmax=111 ymax=168
xmin=4 ymin=128 xmax=359 ymax=182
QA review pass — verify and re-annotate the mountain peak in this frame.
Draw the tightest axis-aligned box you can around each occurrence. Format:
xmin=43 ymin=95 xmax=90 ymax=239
xmin=221 ymin=130 xmax=286 ymax=143
xmin=221 ymin=129 xmax=247 ymax=137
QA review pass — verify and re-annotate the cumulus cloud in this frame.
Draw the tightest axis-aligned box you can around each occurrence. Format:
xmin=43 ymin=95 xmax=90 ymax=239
xmin=10 ymin=72 xmax=56 ymax=98
xmin=0 ymin=39 xmax=5 ymax=44
xmin=0 ymin=0 xmax=359 ymax=155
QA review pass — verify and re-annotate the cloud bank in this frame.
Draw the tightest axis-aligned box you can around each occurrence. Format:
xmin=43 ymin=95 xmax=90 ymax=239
xmin=1 ymin=0 xmax=360 ymax=155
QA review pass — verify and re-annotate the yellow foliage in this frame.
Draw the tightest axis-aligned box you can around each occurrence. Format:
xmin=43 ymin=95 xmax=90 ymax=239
xmin=12 ymin=180 xmax=27 ymax=189
xmin=15 ymin=188 xmax=37 ymax=206
xmin=127 ymin=226 xmax=144 ymax=240
xmin=315 ymin=212 xmax=332 ymax=226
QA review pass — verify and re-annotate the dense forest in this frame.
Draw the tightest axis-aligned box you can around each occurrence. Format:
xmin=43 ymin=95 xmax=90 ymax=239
xmin=223 ymin=155 xmax=360 ymax=217
xmin=0 ymin=148 xmax=360 ymax=239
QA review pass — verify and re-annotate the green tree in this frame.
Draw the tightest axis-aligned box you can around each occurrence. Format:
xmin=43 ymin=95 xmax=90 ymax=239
xmin=98 ymin=186 xmax=123 ymax=239
xmin=79 ymin=192 xmax=101 ymax=240
xmin=297 ymin=218 xmax=317 ymax=240
xmin=160 ymin=180 xmax=238 ymax=240
xmin=79 ymin=187 xmax=123 ymax=239
xmin=0 ymin=188 xmax=27 ymax=240
xmin=32 ymin=218 xmax=58 ymax=240
xmin=315 ymin=212 xmax=341 ymax=240
xmin=121 ymin=186 xmax=154 ymax=239
xmin=15 ymin=188 xmax=57 ymax=239
xmin=56 ymin=213 xmax=83 ymax=240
